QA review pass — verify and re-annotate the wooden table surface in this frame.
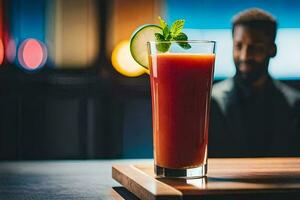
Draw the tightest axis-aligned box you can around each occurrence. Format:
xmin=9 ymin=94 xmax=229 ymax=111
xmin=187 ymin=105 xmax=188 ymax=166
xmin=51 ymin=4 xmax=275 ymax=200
xmin=1 ymin=158 xmax=300 ymax=200
xmin=113 ymin=158 xmax=300 ymax=200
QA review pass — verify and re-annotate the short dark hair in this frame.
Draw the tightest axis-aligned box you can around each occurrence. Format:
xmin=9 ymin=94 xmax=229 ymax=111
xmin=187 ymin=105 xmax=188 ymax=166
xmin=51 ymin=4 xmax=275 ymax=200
xmin=232 ymin=8 xmax=277 ymax=42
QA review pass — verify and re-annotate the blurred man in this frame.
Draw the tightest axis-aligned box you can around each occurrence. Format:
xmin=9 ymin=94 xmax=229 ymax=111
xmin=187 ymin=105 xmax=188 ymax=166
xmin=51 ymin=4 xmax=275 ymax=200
xmin=209 ymin=8 xmax=300 ymax=157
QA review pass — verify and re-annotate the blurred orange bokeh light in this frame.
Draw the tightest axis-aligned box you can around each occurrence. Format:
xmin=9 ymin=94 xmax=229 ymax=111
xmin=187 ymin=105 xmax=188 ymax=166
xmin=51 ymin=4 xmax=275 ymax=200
xmin=111 ymin=40 xmax=147 ymax=77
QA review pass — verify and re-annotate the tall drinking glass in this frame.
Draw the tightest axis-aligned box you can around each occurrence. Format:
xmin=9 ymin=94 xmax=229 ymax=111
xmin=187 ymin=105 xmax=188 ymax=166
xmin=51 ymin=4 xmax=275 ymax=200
xmin=148 ymin=41 xmax=216 ymax=178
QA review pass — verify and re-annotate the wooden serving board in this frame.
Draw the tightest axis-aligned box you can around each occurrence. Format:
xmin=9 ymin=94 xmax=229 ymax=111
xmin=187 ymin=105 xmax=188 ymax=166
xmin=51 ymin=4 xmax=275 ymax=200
xmin=112 ymin=158 xmax=300 ymax=200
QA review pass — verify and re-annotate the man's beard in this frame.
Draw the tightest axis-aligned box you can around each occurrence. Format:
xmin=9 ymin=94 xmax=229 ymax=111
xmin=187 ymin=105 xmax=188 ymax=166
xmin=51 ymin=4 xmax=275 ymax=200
xmin=234 ymin=60 xmax=269 ymax=84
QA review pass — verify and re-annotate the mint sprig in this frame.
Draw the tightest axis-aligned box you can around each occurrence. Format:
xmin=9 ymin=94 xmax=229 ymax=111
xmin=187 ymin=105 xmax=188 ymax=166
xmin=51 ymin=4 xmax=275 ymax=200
xmin=170 ymin=20 xmax=185 ymax=37
xmin=155 ymin=17 xmax=191 ymax=52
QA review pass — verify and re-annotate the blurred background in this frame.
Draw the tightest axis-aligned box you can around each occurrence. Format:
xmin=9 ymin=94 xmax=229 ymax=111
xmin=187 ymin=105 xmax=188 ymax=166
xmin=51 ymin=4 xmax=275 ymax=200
xmin=0 ymin=0 xmax=299 ymax=160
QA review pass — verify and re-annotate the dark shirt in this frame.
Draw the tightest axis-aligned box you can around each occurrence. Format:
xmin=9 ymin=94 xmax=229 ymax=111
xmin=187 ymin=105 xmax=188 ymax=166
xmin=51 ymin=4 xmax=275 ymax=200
xmin=209 ymin=76 xmax=300 ymax=157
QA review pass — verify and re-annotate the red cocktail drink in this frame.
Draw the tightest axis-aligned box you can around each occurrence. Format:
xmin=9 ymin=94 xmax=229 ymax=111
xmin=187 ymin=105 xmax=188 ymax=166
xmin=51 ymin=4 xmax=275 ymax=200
xmin=148 ymin=41 xmax=216 ymax=178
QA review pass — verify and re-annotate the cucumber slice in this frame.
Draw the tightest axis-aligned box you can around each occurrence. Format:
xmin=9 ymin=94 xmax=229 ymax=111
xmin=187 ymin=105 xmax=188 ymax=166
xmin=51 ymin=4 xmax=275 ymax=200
xmin=130 ymin=24 xmax=162 ymax=68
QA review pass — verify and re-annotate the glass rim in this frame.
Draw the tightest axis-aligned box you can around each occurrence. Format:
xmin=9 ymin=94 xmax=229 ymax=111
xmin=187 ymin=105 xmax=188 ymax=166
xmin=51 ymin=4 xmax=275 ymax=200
xmin=147 ymin=40 xmax=216 ymax=44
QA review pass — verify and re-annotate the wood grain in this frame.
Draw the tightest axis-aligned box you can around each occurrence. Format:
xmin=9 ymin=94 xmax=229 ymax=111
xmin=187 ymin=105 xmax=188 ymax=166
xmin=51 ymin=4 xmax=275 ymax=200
xmin=112 ymin=158 xmax=300 ymax=200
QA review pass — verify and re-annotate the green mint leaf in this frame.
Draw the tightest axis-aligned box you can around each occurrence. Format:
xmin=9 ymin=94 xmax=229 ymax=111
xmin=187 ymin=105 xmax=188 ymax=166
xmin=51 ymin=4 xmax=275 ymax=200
xmin=163 ymin=26 xmax=170 ymax=39
xmin=155 ymin=33 xmax=165 ymax=42
xmin=158 ymin=16 xmax=167 ymax=29
xmin=158 ymin=17 xmax=170 ymax=40
xmin=155 ymin=33 xmax=171 ymax=52
xmin=156 ymin=42 xmax=171 ymax=53
xmin=178 ymin=42 xmax=191 ymax=49
xmin=173 ymin=32 xmax=188 ymax=41
xmin=174 ymin=33 xmax=191 ymax=49
xmin=170 ymin=19 xmax=185 ymax=38
xmin=174 ymin=32 xmax=191 ymax=49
